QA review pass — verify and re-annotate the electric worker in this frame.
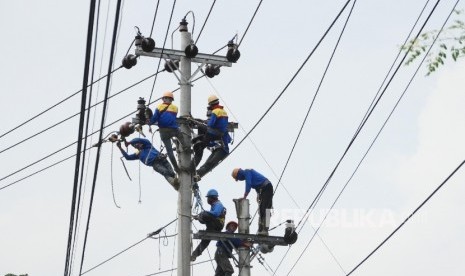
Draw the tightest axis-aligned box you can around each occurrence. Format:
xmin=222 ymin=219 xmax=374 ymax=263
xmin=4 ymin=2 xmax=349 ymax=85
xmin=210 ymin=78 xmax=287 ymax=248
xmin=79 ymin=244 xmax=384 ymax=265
xmin=117 ymin=137 xmax=179 ymax=191
xmin=191 ymin=189 xmax=226 ymax=261
xmin=148 ymin=91 xmax=183 ymax=172
xmin=232 ymin=168 xmax=273 ymax=235
xmin=193 ymin=95 xmax=231 ymax=181
xmin=214 ymin=221 xmax=245 ymax=276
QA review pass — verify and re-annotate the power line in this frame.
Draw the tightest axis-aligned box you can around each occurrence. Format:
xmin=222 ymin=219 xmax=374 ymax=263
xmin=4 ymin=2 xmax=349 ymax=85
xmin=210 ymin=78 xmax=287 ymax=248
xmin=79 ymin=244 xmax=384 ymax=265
xmin=285 ymin=1 xmax=459 ymax=274
xmin=0 ymin=67 xmax=121 ymax=141
xmin=64 ymin=0 xmax=98 ymax=274
xmin=147 ymin=0 xmax=177 ymax=104
xmin=149 ymin=0 xmax=161 ymax=37
xmin=194 ymin=0 xmax=217 ymax=44
xmin=0 ymin=68 xmax=163 ymax=156
xmin=273 ymin=0 xmax=443 ymax=273
xmin=81 ymin=218 xmax=178 ymax=275
xmin=0 ymin=76 xmax=207 ymax=191
xmin=347 ymin=157 xmax=465 ymax=275
xmin=238 ymin=0 xmax=264 ymax=47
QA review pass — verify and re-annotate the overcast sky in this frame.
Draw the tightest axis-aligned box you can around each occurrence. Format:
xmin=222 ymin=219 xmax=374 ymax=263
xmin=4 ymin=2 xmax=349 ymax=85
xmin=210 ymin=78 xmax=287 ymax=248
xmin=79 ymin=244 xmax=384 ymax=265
xmin=1 ymin=0 xmax=464 ymax=275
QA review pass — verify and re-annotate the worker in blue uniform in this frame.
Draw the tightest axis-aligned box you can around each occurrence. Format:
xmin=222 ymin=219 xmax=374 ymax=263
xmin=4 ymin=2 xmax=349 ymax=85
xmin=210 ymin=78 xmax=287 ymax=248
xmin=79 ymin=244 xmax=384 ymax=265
xmin=116 ymin=137 xmax=179 ymax=190
xmin=193 ymin=95 xmax=232 ymax=181
xmin=191 ymin=189 xmax=226 ymax=261
xmin=148 ymin=91 xmax=183 ymax=172
xmin=232 ymin=168 xmax=273 ymax=235
xmin=214 ymin=221 xmax=245 ymax=276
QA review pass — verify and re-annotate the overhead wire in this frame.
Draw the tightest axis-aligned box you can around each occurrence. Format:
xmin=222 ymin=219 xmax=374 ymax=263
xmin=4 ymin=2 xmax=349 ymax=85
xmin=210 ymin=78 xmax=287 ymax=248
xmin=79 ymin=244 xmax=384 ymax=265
xmin=64 ymin=0 xmax=98 ymax=274
xmin=285 ymin=1 xmax=459 ymax=274
xmin=149 ymin=0 xmax=161 ymax=37
xmin=273 ymin=0 xmax=443 ymax=274
xmin=0 ymin=67 xmax=121 ymax=141
xmin=238 ymin=0 xmax=264 ymax=47
xmin=147 ymin=0 xmax=177 ymax=104
xmin=81 ymin=218 xmax=178 ymax=275
xmin=228 ymin=0 xmax=353 ymax=157
xmin=0 ymin=75 xmax=206 ymax=191
xmin=194 ymin=0 xmax=217 ymax=44
xmin=69 ymin=0 xmax=106 ymax=273
xmin=346 ymin=157 xmax=465 ymax=275
xmin=78 ymin=0 xmax=124 ymax=274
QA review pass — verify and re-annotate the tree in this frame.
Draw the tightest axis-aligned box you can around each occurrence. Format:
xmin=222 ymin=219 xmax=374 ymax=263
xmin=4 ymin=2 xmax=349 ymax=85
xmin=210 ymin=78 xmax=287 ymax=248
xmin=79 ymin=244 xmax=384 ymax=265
xmin=5 ymin=274 xmax=28 ymax=276
xmin=403 ymin=9 xmax=465 ymax=75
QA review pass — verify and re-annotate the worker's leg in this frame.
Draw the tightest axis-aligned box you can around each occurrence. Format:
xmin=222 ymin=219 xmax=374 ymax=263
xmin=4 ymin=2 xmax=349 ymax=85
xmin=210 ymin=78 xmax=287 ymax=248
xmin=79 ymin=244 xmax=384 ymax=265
xmin=159 ymin=128 xmax=179 ymax=172
xmin=215 ymin=247 xmax=234 ymax=276
xmin=196 ymin=148 xmax=229 ymax=178
xmin=258 ymin=184 xmax=273 ymax=234
xmin=152 ymin=157 xmax=178 ymax=189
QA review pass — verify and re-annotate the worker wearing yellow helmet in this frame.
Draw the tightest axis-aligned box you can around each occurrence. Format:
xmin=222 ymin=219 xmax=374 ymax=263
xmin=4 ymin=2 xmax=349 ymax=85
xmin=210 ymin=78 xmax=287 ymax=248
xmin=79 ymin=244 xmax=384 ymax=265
xmin=148 ymin=91 xmax=183 ymax=172
xmin=232 ymin=168 xmax=273 ymax=236
xmin=193 ymin=95 xmax=232 ymax=181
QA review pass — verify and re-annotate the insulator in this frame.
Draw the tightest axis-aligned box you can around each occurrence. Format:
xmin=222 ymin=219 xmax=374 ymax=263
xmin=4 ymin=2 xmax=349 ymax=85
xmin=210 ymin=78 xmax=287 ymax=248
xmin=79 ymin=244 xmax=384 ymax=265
xmin=179 ymin=18 xmax=188 ymax=32
xmin=283 ymin=220 xmax=298 ymax=244
xmin=135 ymin=35 xmax=142 ymax=47
xmin=205 ymin=64 xmax=221 ymax=78
xmin=185 ymin=43 xmax=199 ymax=58
xmin=226 ymin=47 xmax=241 ymax=62
xmin=259 ymin=244 xmax=275 ymax=254
xmin=122 ymin=54 xmax=137 ymax=69
xmin=141 ymin=37 xmax=155 ymax=52
xmin=164 ymin=60 xmax=179 ymax=73
xmin=119 ymin=122 xmax=135 ymax=137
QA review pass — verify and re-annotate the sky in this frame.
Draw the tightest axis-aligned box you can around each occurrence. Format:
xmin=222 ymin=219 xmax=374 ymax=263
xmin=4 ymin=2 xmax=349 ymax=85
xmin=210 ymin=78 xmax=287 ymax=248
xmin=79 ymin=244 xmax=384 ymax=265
xmin=1 ymin=0 xmax=465 ymax=275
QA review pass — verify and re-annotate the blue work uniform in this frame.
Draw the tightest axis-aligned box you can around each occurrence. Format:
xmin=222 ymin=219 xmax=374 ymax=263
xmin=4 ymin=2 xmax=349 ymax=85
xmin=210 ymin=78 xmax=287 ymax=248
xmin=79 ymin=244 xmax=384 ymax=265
xmin=149 ymin=103 xmax=179 ymax=128
xmin=120 ymin=138 xmax=160 ymax=166
xmin=236 ymin=169 xmax=270 ymax=195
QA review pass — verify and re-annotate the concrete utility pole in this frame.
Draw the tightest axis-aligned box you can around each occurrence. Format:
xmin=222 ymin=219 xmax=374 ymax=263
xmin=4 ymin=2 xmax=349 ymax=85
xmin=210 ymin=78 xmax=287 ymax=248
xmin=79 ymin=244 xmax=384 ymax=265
xmin=234 ymin=199 xmax=251 ymax=276
xmin=136 ymin=19 xmax=232 ymax=276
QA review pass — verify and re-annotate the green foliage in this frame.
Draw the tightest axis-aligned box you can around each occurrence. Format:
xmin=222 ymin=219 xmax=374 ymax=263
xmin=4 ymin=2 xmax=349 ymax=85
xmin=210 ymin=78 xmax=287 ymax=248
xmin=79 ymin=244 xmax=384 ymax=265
xmin=5 ymin=274 xmax=28 ymax=276
xmin=402 ymin=9 xmax=465 ymax=75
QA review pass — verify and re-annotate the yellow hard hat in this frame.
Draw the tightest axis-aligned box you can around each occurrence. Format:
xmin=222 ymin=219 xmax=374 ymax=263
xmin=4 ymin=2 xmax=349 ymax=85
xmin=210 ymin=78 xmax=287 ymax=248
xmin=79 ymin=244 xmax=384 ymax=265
xmin=231 ymin=168 xmax=241 ymax=181
xmin=162 ymin=91 xmax=174 ymax=99
xmin=207 ymin=95 xmax=219 ymax=105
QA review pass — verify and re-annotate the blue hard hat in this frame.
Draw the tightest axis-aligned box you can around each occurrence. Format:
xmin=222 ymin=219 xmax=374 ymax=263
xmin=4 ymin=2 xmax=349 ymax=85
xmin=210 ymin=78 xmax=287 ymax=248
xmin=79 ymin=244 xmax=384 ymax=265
xmin=206 ymin=189 xmax=219 ymax=198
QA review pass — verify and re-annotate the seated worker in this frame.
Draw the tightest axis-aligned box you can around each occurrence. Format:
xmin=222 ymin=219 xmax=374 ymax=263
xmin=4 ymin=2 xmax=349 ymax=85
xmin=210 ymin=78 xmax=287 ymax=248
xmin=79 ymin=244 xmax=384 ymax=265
xmin=215 ymin=221 xmax=248 ymax=276
xmin=193 ymin=95 xmax=231 ymax=181
xmin=148 ymin=91 xmax=183 ymax=172
xmin=116 ymin=137 xmax=179 ymax=191
xmin=191 ymin=189 xmax=226 ymax=261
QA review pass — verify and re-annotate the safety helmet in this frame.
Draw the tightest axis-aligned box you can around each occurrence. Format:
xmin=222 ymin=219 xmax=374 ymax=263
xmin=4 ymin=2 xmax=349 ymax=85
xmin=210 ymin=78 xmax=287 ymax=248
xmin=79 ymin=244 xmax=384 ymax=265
xmin=206 ymin=189 xmax=219 ymax=198
xmin=162 ymin=91 xmax=174 ymax=100
xmin=207 ymin=95 xmax=219 ymax=105
xmin=226 ymin=221 xmax=238 ymax=229
xmin=231 ymin=168 xmax=241 ymax=181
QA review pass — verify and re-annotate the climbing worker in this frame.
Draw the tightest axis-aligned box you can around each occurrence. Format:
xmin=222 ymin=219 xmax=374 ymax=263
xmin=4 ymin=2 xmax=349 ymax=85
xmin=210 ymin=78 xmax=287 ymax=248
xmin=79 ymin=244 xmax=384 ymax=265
xmin=116 ymin=137 xmax=179 ymax=191
xmin=232 ymin=168 xmax=273 ymax=235
xmin=191 ymin=189 xmax=226 ymax=261
xmin=148 ymin=91 xmax=183 ymax=172
xmin=214 ymin=221 xmax=245 ymax=276
xmin=193 ymin=95 xmax=232 ymax=181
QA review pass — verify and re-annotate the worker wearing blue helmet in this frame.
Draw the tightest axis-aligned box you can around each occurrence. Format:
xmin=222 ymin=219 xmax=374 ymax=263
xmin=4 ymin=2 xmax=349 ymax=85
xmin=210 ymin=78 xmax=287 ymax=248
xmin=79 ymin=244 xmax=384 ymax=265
xmin=191 ymin=188 xmax=226 ymax=261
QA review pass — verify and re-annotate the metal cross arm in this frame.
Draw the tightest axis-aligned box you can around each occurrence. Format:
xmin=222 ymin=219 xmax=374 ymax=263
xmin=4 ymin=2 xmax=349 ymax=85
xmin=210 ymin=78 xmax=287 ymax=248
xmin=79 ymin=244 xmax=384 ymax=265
xmin=193 ymin=230 xmax=290 ymax=246
xmin=136 ymin=48 xmax=233 ymax=67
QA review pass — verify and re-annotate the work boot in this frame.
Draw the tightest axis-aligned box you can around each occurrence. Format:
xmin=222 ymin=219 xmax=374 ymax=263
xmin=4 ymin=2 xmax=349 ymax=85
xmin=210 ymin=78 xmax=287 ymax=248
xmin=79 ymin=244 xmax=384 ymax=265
xmin=257 ymin=229 xmax=269 ymax=236
xmin=193 ymin=174 xmax=201 ymax=182
xmin=166 ymin=177 xmax=179 ymax=191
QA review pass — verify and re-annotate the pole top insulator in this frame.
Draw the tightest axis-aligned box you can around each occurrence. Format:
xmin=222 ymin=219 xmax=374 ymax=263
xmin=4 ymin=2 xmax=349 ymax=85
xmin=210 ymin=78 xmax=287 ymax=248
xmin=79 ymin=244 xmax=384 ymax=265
xmin=179 ymin=19 xmax=188 ymax=32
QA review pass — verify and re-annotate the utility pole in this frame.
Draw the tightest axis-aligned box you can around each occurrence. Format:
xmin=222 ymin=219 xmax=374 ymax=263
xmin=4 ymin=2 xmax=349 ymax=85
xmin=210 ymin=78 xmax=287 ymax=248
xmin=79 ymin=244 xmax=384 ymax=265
xmin=135 ymin=19 xmax=233 ymax=276
xmin=234 ymin=199 xmax=251 ymax=276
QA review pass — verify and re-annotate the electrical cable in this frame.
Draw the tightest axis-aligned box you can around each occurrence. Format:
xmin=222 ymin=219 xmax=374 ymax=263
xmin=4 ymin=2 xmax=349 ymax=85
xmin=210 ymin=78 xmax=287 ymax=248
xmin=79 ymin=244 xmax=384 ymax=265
xmin=147 ymin=0 xmax=177 ymax=104
xmin=195 ymin=0 xmax=216 ymax=44
xmin=64 ymin=0 xmax=98 ymax=274
xmin=149 ymin=0 xmax=161 ymax=37
xmin=0 ymin=76 xmax=206 ymax=191
xmin=346 ymin=157 xmax=465 ymax=275
xmin=81 ymin=218 xmax=178 ymax=275
xmin=0 ymin=68 xmax=163 ymax=156
xmin=273 ymin=0 xmax=443 ymax=274
xmin=0 ymin=67 xmax=121 ymax=141
xmin=285 ymin=1 xmax=459 ymax=274
xmin=78 ymin=1 xmax=123 ymax=274
xmin=228 ymin=0 xmax=353 ymax=157
xmin=69 ymin=0 xmax=105 ymax=274
xmin=238 ymin=0 xmax=264 ymax=47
